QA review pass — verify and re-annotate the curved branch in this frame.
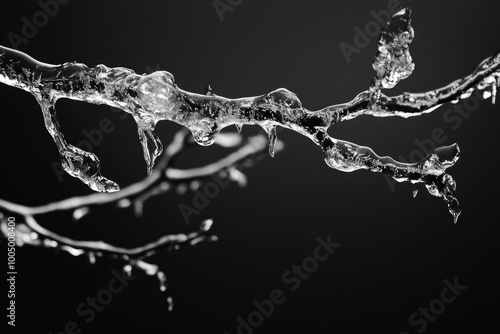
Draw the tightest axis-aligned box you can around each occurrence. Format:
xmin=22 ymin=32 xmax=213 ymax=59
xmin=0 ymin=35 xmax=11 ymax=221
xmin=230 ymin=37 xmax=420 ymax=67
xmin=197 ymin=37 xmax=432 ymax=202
xmin=0 ymin=133 xmax=273 ymax=217
xmin=1 ymin=8 xmax=498 ymax=222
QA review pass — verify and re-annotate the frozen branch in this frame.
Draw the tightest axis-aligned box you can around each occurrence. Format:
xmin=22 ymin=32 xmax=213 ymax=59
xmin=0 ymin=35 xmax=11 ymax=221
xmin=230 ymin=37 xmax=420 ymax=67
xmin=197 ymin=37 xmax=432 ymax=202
xmin=0 ymin=128 xmax=277 ymax=306
xmin=0 ymin=8 xmax=498 ymax=223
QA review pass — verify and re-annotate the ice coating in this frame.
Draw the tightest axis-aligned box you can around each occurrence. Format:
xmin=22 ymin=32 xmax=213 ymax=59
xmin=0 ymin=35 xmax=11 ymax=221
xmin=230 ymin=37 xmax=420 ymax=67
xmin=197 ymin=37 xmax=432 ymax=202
xmin=372 ymin=8 xmax=415 ymax=89
xmin=1 ymin=8 xmax=499 ymax=222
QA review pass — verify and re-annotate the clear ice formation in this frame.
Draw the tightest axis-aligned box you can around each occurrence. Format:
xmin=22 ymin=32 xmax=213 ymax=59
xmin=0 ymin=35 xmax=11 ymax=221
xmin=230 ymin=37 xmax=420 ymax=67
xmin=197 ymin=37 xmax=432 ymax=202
xmin=0 ymin=8 xmax=499 ymax=223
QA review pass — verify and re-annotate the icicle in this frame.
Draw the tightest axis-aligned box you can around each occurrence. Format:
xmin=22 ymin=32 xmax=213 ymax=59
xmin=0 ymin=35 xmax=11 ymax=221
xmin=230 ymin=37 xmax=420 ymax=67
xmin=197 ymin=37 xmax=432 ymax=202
xmin=136 ymin=124 xmax=163 ymax=175
xmin=262 ymin=125 xmax=278 ymax=157
xmin=269 ymin=126 xmax=277 ymax=157
xmin=191 ymin=128 xmax=219 ymax=146
xmin=412 ymin=185 xmax=418 ymax=198
xmin=235 ymin=124 xmax=243 ymax=133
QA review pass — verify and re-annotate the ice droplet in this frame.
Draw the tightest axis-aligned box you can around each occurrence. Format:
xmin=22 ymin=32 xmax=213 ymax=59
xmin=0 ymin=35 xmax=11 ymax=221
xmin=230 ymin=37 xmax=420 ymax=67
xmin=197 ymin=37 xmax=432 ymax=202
xmin=60 ymin=146 xmax=120 ymax=193
xmin=262 ymin=125 xmax=278 ymax=157
xmin=123 ymin=264 xmax=133 ymax=277
xmin=192 ymin=128 xmax=218 ymax=146
xmin=412 ymin=185 xmax=418 ymax=198
xmin=157 ymin=271 xmax=167 ymax=292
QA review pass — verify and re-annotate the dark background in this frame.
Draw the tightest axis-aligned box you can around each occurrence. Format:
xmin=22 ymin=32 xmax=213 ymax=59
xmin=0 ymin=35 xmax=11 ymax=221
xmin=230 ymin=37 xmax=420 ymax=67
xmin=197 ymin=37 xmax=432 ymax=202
xmin=1 ymin=0 xmax=499 ymax=333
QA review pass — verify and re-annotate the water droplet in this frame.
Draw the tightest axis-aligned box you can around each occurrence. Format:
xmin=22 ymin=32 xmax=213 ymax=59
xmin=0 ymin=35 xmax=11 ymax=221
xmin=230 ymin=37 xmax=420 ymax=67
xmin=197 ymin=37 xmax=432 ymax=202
xmin=192 ymin=128 xmax=218 ymax=146
xmin=136 ymin=125 xmax=163 ymax=175
xmin=167 ymin=297 xmax=174 ymax=312
xmin=123 ymin=264 xmax=133 ymax=277
xmin=60 ymin=146 xmax=120 ymax=193
xmin=88 ymin=252 xmax=96 ymax=265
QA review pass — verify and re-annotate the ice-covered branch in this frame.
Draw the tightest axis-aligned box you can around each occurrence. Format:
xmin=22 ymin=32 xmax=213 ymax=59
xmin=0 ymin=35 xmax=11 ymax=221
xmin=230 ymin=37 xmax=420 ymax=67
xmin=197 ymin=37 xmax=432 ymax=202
xmin=1 ymin=8 xmax=498 ymax=222
xmin=0 ymin=128 xmax=277 ymax=306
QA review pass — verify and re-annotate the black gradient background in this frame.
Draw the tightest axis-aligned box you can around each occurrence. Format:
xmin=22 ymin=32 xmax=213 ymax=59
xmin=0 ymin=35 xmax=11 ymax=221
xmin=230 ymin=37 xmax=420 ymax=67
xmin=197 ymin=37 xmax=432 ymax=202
xmin=1 ymin=1 xmax=499 ymax=333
